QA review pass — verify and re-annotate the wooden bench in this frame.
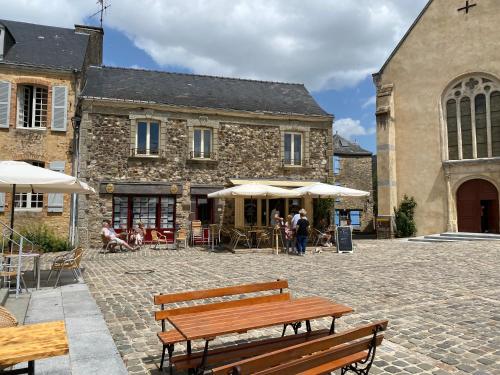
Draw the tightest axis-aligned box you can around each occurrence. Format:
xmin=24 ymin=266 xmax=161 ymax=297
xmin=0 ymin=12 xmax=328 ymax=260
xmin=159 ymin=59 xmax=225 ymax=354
xmin=211 ymin=320 xmax=388 ymax=375
xmin=154 ymin=279 xmax=290 ymax=374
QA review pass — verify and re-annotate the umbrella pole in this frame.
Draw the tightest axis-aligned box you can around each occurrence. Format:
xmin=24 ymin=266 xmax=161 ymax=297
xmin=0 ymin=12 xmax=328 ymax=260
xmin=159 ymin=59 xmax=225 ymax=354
xmin=8 ymin=184 xmax=16 ymax=251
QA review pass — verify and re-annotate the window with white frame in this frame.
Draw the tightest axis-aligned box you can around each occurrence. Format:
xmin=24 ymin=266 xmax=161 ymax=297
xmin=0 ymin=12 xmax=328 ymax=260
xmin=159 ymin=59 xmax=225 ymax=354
xmin=15 ymin=161 xmax=44 ymax=209
xmin=17 ymin=85 xmax=48 ymax=128
xmin=444 ymin=75 xmax=500 ymax=160
xmin=333 ymin=156 xmax=342 ymax=175
xmin=284 ymin=132 xmax=302 ymax=165
xmin=193 ymin=128 xmax=212 ymax=158
xmin=136 ymin=121 xmax=159 ymax=156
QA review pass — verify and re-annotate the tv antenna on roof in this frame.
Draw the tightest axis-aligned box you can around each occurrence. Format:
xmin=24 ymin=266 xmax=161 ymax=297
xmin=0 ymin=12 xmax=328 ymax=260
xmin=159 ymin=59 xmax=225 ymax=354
xmin=90 ymin=0 xmax=111 ymax=28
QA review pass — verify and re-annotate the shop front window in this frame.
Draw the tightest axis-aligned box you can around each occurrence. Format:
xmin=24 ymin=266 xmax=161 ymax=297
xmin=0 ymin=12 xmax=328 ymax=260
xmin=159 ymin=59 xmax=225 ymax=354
xmin=244 ymin=199 xmax=257 ymax=226
xmin=191 ymin=195 xmax=214 ymax=225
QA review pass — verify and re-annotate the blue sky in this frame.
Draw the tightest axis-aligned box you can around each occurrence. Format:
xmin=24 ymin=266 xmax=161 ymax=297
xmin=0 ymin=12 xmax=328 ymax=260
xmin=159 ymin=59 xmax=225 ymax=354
xmin=2 ymin=0 xmax=429 ymax=153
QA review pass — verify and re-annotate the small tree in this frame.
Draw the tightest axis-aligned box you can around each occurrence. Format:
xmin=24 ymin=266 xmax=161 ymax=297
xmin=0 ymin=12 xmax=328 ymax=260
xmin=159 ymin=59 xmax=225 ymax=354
xmin=394 ymin=195 xmax=417 ymax=238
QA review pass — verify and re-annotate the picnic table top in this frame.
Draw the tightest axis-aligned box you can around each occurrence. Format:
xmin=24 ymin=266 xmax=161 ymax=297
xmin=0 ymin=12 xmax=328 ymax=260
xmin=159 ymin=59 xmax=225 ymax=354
xmin=168 ymin=296 xmax=353 ymax=341
xmin=0 ymin=321 xmax=69 ymax=367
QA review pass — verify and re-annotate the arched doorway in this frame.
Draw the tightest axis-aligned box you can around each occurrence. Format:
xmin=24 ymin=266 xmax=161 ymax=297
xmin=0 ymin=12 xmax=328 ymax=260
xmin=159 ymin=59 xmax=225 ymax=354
xmin=457 ymin=179 xmax=499 ymax=233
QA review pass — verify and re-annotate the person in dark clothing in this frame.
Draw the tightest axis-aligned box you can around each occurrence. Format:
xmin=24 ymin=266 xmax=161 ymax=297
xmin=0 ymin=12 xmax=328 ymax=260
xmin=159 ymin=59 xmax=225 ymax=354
xmin=295 ymin=210 xmax=309 ymax=256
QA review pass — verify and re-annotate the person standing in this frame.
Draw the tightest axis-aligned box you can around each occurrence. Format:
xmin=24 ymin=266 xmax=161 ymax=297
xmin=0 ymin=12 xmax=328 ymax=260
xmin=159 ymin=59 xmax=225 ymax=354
xmin=284 ymin=214 xmax=294 ymax=254
xmin=295 ymin=210 xmax=310 ymax=256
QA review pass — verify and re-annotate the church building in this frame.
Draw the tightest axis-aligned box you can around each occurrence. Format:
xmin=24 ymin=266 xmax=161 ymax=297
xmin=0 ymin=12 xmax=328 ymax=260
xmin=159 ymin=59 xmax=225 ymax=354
xmin=374 ymin=0 xmax=500 ymax=237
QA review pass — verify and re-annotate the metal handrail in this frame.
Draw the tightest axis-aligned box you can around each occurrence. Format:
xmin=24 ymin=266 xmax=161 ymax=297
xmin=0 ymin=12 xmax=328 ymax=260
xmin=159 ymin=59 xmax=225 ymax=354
xmin=0 ymin=220 xmax=34 ymax=298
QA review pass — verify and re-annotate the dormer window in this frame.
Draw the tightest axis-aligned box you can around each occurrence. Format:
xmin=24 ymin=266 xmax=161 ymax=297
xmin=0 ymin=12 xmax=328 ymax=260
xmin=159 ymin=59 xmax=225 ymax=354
xmin=17 ymin=85 xmax=48 ymax=128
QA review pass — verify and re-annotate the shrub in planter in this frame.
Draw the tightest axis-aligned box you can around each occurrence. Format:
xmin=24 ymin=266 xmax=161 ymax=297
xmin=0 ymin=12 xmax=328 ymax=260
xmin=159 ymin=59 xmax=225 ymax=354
xmin=394 ymin=195 xmax=417 ymax=238
xmin=20 ymin=224 xmax=72 ymax=253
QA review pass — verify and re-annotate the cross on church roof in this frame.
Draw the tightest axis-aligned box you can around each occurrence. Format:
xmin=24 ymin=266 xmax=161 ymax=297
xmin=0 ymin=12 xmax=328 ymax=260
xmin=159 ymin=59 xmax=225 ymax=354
xmin=458 ymin=1 xmax=477 ymax=14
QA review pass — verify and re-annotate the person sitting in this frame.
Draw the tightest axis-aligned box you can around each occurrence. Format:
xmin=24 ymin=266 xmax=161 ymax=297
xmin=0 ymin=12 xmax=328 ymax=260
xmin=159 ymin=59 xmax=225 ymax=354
xmin=129 ymin=222 xmax=146 ymax=247
xmin=101 ymin=220 xmax=138 ymax=252
xmin=317 ymin=218 xmax=333 ymax=247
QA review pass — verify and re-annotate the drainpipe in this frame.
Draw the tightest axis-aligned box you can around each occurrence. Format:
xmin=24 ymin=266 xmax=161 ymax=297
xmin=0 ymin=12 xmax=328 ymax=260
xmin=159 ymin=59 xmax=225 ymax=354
xmin=70 ymin=116 xmax=81 ymax=246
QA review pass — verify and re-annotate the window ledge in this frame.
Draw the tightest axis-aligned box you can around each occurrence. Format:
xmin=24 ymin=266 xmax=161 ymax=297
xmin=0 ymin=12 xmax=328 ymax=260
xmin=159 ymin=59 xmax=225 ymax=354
xmin=187 ymin=157 xmax=218 ymax=164
xmin=15 ymin=127 xmax=47 ymax=131
xmin=281 ymin=164 xmax=311 ymax=170
xmin=14 ymin=208 xmax=43 ymax=212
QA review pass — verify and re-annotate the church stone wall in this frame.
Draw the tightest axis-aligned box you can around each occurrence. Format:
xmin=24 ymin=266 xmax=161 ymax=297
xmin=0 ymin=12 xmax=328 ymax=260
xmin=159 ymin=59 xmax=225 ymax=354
xmin=375 ymin=0 xmax=500 ymax=236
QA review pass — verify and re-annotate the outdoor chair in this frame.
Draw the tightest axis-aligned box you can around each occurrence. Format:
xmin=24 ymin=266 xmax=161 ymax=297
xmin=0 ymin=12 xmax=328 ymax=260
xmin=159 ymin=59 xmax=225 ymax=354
xmin=47 ymin=247 xmax=84 ymax=288
xmin=231 ymin=228 xmax=251 ymax=250
xmin=176 ymin=228 xmax=188 ymax=249
xmin=101 ymin=234 xmax=119 ymax=252
xmin=0 ymin=305 xmax=18 ymax=328
xmin=151 ymin=230 xmax=168 ymax=250
xmin=313 ymin=228 xmax=330 ymax=246
xmin=256 ymin=229 xmax=272 ymax=248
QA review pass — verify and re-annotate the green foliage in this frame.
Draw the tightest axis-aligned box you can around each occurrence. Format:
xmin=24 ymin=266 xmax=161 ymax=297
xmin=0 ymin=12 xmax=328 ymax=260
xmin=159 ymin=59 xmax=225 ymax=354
xmin=313 ymin=198 xmax=335 ymax=224
xmin=20 ymin=224 xmax=72 ymax=253
xmin=394 ymin=195 xmax=417 ymax=238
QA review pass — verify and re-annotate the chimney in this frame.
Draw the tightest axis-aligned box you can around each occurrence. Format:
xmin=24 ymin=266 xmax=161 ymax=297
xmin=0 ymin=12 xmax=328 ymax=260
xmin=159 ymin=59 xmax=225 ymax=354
xmin=75 ymin=24 xmax=104 ymax=67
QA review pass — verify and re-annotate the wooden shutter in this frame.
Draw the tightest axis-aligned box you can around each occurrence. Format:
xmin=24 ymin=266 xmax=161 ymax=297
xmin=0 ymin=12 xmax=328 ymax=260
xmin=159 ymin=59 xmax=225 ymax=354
xmin=47 ymin=161 xmax=66 ymax=212
xmin=0 ymin=192 xmax=5 ymax=212
xmin=0 ymin=80 xmax=11 ymax=128
xmin=51 ymin=85 xmax=68 ymax=131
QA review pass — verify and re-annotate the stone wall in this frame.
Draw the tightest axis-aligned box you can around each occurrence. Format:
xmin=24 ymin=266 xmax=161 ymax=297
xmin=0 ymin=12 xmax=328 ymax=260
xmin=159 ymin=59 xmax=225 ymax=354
xmin=78 ymin=103 xmax=333 ymax=245
xmin=334 ymin=155 xmax=374 ymax=232
xmin=0 ymin=69 xmax=77 ymax=237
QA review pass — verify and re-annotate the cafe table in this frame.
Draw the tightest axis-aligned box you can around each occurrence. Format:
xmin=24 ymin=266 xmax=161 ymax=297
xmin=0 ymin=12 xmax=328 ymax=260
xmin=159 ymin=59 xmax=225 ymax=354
xmin=0 ymin=321 xmax=69 ymax=375
xmin=168 ymin=296 xmax=353 ymax=374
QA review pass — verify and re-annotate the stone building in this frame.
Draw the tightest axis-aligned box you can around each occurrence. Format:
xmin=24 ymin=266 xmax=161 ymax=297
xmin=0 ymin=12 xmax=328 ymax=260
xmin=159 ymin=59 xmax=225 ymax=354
xmin=0 ymin=19 xmax=102 ymax=237
xmin=332 ymin=134 xmax=374 ymax=233
xmin=374 ymin=0 xmax=500 ymax=237
xmin=78 ymin=66 xmax=333 ymax=244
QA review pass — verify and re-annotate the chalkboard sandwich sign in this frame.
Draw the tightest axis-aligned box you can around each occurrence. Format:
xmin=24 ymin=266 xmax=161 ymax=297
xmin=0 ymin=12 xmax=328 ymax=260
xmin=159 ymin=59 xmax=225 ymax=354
xmin=335 ymin=226 xmax=353 ymax=253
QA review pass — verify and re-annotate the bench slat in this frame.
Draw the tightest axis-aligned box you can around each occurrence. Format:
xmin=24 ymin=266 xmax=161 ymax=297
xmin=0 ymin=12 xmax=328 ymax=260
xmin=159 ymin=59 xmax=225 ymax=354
xmin=154 ymin=280 xmax=288 ymax=305
xmin=157 ymin=329 xmax=186 ymax=345
xmin=252 ymin=336 xmax=384 ymax=375
xmin=211 ymin=321 xmax=387 ymax=375
xmin=293 ymin=351 xmax=367 ymax=375
xmin=172 ymin=329 xmax=330 ymax=370
xmin=155 ymin=293 xmax=291 ymax=321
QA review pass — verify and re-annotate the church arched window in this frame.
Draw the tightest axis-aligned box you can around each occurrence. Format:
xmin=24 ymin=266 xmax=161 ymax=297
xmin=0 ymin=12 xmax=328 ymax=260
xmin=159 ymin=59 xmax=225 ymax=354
xmin=444 ymin=75 xmax=500 ymax=160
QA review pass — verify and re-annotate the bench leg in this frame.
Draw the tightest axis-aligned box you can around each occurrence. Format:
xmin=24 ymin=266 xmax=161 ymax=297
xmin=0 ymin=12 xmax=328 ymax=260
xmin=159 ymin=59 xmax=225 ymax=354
xmin=195 ymin=340 xmax=211 ymax=375
xmin=329 ymin=316 xmax=337 ymax=334
xmin=341 ymin=328 xmax=381 ymax=375
xmin=306 ymin=320 xmax=311 ymax=332
xmin=159 ymin=345 xmax=167 ymax=371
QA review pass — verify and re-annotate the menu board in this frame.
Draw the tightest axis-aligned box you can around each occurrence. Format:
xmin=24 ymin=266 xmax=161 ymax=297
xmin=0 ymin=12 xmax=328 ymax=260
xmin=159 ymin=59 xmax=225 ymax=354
xmin=336 ymin=226 xmax=353 ymax=253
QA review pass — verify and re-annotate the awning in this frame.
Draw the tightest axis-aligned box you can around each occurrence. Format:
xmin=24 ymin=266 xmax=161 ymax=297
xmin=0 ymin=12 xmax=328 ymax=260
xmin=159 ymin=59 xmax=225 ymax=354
xmin=229 ymin=179 xmax=320 ymax=188
xmin=191 ymin=185 xmax=225 ymax=195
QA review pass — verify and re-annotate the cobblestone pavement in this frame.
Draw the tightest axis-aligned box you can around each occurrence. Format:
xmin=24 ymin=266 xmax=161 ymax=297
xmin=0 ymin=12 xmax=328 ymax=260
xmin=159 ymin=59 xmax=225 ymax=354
xmin=72 ymin=240 xmax=499 ymax=374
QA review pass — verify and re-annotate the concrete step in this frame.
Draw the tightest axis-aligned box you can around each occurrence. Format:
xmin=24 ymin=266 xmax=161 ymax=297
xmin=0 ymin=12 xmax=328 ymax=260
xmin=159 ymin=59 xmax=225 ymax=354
xmin=440 ymin=232 xmax=500 ymax=240
xmin=408 ymin=237 xmax=456 ymax=243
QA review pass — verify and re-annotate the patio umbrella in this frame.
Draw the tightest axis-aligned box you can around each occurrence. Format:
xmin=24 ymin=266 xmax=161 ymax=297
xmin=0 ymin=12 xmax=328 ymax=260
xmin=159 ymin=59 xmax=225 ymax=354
xmin=207 ymin=183 xmax=298 ymax=199
xmin=0 ymin=160 xmax=95 ymax=232
xmin=291 ymin=182 xmax=369 ymax=198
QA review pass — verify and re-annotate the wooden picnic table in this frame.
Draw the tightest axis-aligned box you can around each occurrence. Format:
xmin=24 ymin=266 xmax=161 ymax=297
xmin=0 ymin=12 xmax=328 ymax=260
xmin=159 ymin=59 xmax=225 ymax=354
xmin=0 ymin=321 xmax=68 ymax=375
xmin=168 ymin=296 xmax=353 ymax=373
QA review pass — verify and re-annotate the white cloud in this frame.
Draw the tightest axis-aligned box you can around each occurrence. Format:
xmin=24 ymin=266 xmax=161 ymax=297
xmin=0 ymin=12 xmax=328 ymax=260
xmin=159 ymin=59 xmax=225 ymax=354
xmin=362 ymin=95 xmax=376 ymax=109
xmin=0 ymin=0 xmax=428 ymax=91
xmin=334 ymin=118 xmax=375 ymax=140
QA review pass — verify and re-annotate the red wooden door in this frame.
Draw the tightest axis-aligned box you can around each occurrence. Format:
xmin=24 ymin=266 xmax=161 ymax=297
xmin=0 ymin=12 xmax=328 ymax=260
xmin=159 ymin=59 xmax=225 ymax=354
xmin=457 ymin=179 xmax=499 ymax=233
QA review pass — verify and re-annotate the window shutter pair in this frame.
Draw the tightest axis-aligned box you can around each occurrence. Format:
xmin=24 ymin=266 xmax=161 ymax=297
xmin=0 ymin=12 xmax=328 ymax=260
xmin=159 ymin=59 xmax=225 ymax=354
xmin=0 ymin=80 xmax=11 ymax=128
xmin=0 ymin=82 xmax=67 ymax=130
xmin=47 ymin=161 xmax=66 ymax=213
xmin=51 ymin=86 xmax=68 ymax=131
xmin=0 ymin=192 xmax=5 ymax=212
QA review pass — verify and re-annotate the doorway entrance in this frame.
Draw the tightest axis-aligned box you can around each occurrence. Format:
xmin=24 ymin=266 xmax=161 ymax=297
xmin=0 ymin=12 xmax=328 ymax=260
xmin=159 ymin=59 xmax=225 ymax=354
xmin=456 ymin=179 xmax=499 ymax=233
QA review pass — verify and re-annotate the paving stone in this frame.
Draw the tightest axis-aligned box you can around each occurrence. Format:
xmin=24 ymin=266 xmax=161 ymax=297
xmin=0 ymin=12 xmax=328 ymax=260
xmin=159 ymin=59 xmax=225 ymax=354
xmin=32 ymin=239 xmax=499 ymax=374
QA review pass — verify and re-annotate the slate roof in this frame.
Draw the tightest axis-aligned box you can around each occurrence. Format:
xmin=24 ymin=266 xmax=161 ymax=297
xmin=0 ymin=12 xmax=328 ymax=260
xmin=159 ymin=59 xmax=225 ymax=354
xmin=333 ymin=133 xmax=372 ymax=156
xmin=0 ymin=19 xmax=89 ymax=71
xmin=81 ymin=66 xmax=331 ymax=117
